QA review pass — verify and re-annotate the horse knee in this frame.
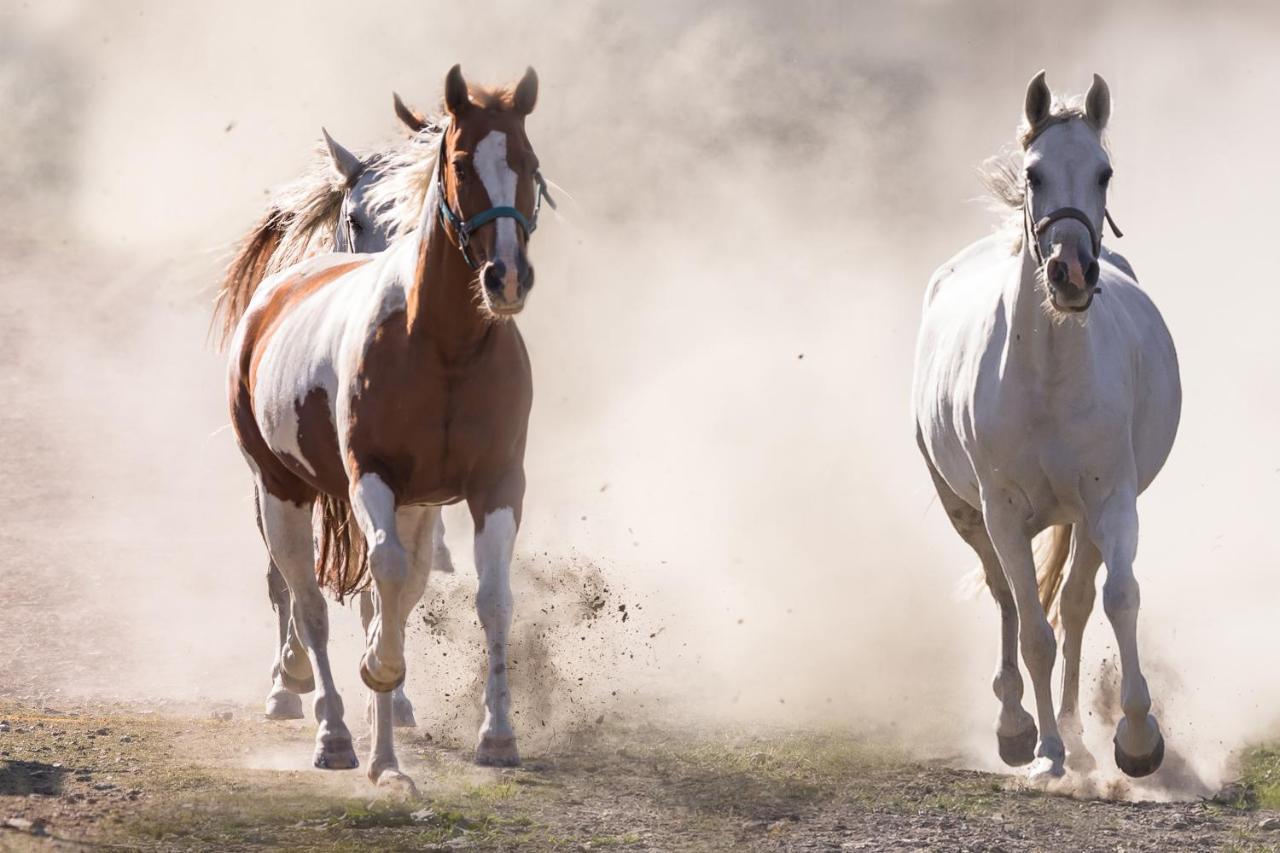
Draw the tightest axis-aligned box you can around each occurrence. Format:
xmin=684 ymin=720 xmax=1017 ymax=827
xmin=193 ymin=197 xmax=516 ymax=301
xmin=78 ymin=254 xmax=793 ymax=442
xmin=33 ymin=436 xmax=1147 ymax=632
xmin=1102 ymin=573 xmax=1140 ymax=621
xmin=369 ymin=540 xmax=409 ymax=587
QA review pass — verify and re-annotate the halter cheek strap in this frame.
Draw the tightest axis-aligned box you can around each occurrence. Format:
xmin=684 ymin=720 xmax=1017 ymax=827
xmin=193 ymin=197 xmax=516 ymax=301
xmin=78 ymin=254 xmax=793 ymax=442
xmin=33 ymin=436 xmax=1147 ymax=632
xmin=434 ymin=137 xmax=556 ymax=270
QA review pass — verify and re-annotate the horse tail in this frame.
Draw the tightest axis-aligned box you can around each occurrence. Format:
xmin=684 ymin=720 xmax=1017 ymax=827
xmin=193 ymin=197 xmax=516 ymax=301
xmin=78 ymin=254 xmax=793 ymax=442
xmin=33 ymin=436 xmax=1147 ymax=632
xmin=1035 ymin=524 xmax=1073 ymax=626
xmin=313 ymin=495 xmax=371 ymax=602
xmin=211 ymin=206 xmax=293 ymax=352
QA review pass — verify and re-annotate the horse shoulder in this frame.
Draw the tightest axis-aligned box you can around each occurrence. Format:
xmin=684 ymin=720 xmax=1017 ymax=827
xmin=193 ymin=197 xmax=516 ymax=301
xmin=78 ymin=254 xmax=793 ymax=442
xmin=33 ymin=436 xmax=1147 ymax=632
xmin=923 ymin=233 xmax=1015 ymax=308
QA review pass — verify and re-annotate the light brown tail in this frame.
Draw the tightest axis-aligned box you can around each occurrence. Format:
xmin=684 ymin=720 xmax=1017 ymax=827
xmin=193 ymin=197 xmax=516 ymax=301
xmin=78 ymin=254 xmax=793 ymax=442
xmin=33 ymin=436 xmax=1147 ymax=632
xmin=211 ymin=207 xmax=293 ymax=352
xmin=313 ymin=495 xmax=371 ymax=602
xmin=1035 ymin=524 xmax=1073 ymax=626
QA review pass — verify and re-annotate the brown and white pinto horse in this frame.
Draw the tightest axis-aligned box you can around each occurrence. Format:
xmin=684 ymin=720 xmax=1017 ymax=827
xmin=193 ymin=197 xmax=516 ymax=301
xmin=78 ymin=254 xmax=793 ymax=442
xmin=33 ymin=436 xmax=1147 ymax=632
xmin=224 ymin=65 xmax=544 ymax=789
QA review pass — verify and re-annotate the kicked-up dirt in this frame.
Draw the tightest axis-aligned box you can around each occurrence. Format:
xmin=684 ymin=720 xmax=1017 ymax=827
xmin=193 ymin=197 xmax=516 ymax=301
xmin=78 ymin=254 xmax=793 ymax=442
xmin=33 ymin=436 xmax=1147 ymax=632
xmin=1 ymin=698 xmax=1279 ymax=852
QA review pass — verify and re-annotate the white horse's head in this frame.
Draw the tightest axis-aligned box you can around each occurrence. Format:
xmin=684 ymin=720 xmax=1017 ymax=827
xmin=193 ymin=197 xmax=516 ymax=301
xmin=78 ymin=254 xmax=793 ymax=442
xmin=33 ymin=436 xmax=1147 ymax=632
xmin=1021 ymin=71 xmax=1113 ymax=313
xmin=322 ymin=128 xmax=392 ymax=254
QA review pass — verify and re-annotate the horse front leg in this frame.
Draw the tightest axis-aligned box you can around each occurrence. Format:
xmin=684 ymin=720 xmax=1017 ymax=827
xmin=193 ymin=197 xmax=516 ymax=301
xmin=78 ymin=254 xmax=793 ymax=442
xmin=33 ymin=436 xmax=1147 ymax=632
xmin=1090 ymin=490 xmax=1164 ymax=777
xmin=983 ymin=494 xmax=1065 ymax=782
xmin=468 ymin=474 xmax=524 ymax=767
xmin=362 ymin=506 xmax=435 ymax=792
xmin=359 ymin=590 xmax=417 ymax=728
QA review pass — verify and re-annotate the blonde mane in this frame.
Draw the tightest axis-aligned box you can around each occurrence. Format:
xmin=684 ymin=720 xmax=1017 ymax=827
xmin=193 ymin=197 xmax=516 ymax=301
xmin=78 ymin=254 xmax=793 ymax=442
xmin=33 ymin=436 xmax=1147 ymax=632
xmin=364 ymin=116 xmax=448 ymax=242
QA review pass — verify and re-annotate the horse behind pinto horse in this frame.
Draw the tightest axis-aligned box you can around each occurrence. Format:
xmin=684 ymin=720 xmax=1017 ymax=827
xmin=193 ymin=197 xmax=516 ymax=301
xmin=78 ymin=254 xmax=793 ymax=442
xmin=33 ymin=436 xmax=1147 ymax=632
xmin=913 ymin=72 xmax=1180 ymax=782
xmin=221 ymin=65 xmax=547 ymax=789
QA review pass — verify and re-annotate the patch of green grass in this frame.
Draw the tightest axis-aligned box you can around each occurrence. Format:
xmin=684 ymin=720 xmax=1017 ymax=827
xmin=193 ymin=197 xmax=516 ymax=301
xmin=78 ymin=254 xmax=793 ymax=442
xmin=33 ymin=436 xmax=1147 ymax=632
xmin=1227 ymin=745 xmax=1280 ymax=810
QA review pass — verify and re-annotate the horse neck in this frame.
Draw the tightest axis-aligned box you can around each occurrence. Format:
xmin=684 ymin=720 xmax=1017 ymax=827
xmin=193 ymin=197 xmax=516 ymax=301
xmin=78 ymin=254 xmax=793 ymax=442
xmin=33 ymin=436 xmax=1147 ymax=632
xmin=1004 ymin=247 xmax=1094 ymax=378
xmin=407 ymin=211 xmax=494 ymax=359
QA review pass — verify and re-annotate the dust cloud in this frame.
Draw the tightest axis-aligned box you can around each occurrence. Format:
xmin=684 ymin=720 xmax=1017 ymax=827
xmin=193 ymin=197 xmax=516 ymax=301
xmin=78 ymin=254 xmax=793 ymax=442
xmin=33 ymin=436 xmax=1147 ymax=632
xmin=1 ymin=0 xmax=1278 ymax=799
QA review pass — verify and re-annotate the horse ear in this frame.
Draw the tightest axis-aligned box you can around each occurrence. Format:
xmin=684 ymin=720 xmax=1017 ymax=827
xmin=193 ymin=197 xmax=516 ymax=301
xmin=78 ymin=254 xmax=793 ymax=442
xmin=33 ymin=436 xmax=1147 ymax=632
xmin=1023 ymin=69 xmax=1051 ymax=129
xmin=513 ymin=67 xmax=538 ymax=116
xmin=444 ymin=64 xmax=470 ymax=117
xmin=321 ymin=127 xmax=363 ymax=186
xmin=1085 ymin=73 xmax=1111 ymax=131
xmin=393 ymin=92 xmax=428 ymax=133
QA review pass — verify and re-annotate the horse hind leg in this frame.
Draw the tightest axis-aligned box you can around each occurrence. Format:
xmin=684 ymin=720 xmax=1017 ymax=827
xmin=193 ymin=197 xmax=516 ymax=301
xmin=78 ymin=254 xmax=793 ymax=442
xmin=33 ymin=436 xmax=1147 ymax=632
xmin=923 ymin=468 xmax=1037 ymax=765
xmin=1057 ymin=529 xmax=1103 ymax=774
xmin=264 ymin=559 xmax=308 ymax=720
xmin=258 ymin=484 xmax=357 ymax=770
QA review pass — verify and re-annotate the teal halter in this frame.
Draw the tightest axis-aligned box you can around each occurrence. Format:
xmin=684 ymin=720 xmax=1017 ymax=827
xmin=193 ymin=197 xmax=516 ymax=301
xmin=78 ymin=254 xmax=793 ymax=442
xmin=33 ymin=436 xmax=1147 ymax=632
xmin=435 ymin=136 xmax=555 ymax=270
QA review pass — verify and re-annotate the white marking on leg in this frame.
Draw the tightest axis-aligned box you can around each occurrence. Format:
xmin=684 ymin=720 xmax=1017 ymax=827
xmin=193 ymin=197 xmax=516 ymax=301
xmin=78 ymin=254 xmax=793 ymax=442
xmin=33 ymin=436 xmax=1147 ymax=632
xmin=474 ymin=507 xmax=519 ymax=765
xmin=258 ymin=487 xmax=355 ymax=769
xmin=350 ymin=473 xmax=408 ymax=689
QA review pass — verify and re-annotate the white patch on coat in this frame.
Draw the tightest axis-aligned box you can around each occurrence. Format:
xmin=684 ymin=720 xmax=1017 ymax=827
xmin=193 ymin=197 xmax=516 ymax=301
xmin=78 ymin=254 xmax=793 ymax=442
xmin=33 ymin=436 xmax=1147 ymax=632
xmin=473 ymin=131 xmax=519 ymax=277
xmin=244 ymin=249 xmax=410 ymax=479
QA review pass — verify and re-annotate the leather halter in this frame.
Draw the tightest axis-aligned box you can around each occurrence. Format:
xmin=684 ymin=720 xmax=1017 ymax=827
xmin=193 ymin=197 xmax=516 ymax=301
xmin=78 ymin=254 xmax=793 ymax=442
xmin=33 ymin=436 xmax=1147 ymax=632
xmin=1023 ymin=199 xmax=1123 ymax=268
xmin=434 ymin=134 xmax=555 ymax=270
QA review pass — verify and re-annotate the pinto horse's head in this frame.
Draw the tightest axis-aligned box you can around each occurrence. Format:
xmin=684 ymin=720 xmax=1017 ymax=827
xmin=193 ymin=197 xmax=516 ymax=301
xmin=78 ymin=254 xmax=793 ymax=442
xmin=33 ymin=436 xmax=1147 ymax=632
xmin=439 ymin=64 xmax=542 ymax=318
xmin=1020 ymin=71 xmax=1114 ymax=314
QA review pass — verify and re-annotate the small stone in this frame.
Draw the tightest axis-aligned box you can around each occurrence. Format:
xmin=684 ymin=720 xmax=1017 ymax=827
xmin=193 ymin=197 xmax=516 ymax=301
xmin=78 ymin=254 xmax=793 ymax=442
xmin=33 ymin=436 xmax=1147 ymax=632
xmin=0 ymin=723 xmax=10 ymax=733
xmin=94 ymin=728 xmax=109 ymax=736
xmin=411 ymin=808 xmax=435 ymax=823
xmin=1259 ymin=816 xmax=1280 ymax=831
xmin=119 ymin=736 xmax=132 ymax=743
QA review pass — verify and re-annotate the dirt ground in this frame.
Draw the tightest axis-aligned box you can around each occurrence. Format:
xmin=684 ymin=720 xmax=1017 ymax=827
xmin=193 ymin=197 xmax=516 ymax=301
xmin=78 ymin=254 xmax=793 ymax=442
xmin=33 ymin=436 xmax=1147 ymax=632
xmin=1 ymin=697 xmax=1278 ymax=852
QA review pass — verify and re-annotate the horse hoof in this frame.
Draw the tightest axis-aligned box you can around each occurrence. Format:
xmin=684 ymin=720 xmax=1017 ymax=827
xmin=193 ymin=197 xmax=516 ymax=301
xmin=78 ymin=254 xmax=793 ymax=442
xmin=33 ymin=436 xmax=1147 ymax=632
xmin=1115 ymin=730 xmax=1165 ymax=778
xmin=475 ymin=733 xmax=520 ymax=767
xmin=264 ymin=690 xmax=304 ymax=720
xmin=278 ymin=669 xmax=315 ymax=695
xmin=360 ymin=661 xmax=406 ymax=694
xmin=997 ymin=725 xmax=1038 ymax=767
xmin=314 ymin=735 xmax=359 ymax=771
xmin=392 ymin=695 xmax=418 ymax=729
xmin=373 ymin=768 xmax=419 ymax=797
xmin=1026 ymin=756 xmax=1066 ymax=786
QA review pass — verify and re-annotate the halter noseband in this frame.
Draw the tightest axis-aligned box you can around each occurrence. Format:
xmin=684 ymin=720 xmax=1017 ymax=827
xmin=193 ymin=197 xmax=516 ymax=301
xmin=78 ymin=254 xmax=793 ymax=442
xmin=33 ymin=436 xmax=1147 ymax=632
xmin=1023 ymin=200 xmax=1123 ymax=268
xmin=434 ymin=135 xmax=555 ymax=270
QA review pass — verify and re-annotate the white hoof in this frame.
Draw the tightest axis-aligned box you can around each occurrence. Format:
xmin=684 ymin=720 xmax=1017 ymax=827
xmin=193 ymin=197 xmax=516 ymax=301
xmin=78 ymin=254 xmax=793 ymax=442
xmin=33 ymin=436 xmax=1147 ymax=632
xmin=1026 ymin=756 xmax=1065 ymax=785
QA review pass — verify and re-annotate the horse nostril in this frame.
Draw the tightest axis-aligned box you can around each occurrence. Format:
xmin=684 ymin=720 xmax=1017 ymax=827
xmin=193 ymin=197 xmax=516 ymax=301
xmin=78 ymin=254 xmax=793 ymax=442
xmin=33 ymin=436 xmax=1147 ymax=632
xmin=1047 ymin=259 xmax=1068 ymax=286
xmin=1084 ymin=260 xmax=1100 ymax=288
xmin=520 ymin=263 xmax=535 ymax=292
xmin=484 ymin=261 xmax=506 ymax=292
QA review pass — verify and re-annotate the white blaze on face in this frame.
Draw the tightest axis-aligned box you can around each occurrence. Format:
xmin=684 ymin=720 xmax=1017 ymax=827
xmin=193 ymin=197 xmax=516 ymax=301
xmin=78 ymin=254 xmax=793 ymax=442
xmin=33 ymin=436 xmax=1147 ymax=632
xmin=473 ymin=130 xmax=520 ymax=296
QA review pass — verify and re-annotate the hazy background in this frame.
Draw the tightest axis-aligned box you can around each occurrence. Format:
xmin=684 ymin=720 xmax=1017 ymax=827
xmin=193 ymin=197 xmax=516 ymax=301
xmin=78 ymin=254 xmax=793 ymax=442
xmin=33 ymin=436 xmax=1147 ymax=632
xmin=2 ymin=0 xmax=1278 ymax=797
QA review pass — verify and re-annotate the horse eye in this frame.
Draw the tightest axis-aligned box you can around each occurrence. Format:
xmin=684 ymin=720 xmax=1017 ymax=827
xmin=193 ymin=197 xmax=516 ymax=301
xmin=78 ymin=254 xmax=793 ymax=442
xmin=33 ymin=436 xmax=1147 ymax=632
xmin=1099 ymin=168 xmax=1114 ymax=188
xmin=454 ymin=163 xmax=470 ymax=182
xmin=348 ymin=214 xmax=363 ymax=233
xmin=1025 ymin=169 xmax=1042 ymax=190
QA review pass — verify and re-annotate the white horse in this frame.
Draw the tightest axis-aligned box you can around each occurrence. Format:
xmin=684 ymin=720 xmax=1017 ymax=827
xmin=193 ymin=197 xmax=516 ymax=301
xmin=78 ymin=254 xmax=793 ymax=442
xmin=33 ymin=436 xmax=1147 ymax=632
xmin=912 ymin=71 xmax=1180 ymax=781
xmin=216 ymin=101 xmax=452 ymax=728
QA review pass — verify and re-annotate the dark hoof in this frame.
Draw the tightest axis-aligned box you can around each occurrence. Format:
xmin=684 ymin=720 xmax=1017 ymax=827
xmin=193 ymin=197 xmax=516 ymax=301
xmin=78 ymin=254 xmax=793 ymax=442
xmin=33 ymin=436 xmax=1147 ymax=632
xmin=264 ymin=690 xmax=305 ymax=720
xmin=360 ymin=661 xmax=406 ymax=694
xmin=1115 ymin=731 xmax=1165 ymax=778
xmin=475 ymin=733 xmax=521 ymax=767
xmin=278 ymin=668 xmax=315 ymax=695
xmin=998 ymin=726 xmax=1038 ymax=767
xmin=314 ymin=736 xmax=359 ymax=770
